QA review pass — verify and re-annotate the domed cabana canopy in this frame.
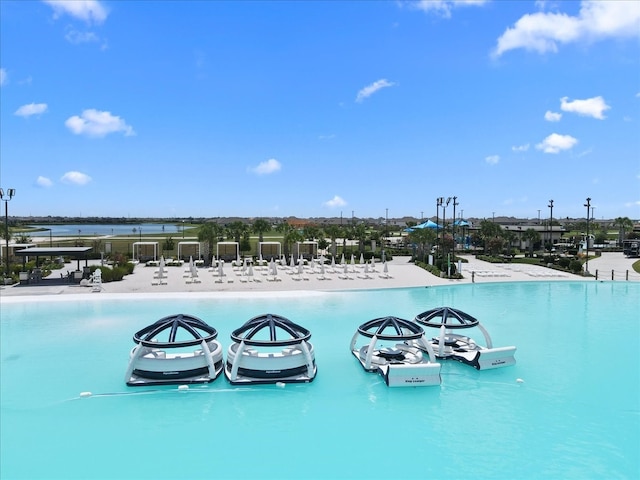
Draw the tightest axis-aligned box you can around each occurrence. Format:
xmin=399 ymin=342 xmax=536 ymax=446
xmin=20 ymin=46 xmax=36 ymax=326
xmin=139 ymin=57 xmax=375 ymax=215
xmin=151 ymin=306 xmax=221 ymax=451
xmin=230 ymin=313 xmax=311 ymax=347
xmin=415 ymin=306 xmax=493 ymax=354
xmin=412 ymin=306 xmax=517 ymax=370
xmin=350 ymin=316 xmax=441 ymax=386
xmin=356 ymin=316 xmax=425 ymax=341
xmin=414 ymin=307 xmax=480 ymax=330
xmin=134 ymin=313 xmax=219 ymax=348
xmin=125 ymin=314 xmax=223 ymax=386
xmin=225 ymin=313 xmax=316 ymax=385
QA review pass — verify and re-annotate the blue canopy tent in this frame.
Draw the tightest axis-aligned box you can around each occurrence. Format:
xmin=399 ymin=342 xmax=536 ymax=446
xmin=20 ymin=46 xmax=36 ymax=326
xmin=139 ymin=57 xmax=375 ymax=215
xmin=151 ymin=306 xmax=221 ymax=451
xmin=406 ymin=220 xmax=441 ymax=232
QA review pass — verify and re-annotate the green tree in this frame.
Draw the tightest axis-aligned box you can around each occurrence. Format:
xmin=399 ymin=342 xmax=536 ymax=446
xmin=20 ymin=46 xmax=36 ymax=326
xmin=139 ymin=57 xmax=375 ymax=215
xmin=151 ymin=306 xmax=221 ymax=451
xmin=613 ymin=217 xmax=634 ymax=246
xmin=522 ymin=228 xmax=540 ymax=257
xmin=479 ymin=220 xmax=502 ymax=254
xmin=226 ymin=221 xmax=249 ymax=244
xmin=408 ymin=227 xmax=436 ymax=263
xmin=252 ymin=218 xmax=271 ymax=243
xmin=324 ymin=224 xmax=343 ymax=258
xmin=353 ymin=223 xmax=368 ymax=255
xmin=277 ymin=222 xmax=303 ymax=259
xmin=302 ymin=225 xmax=320 ymax=241
xmin=501 ymin=230 xmax=516 ymax=256
xmin=198 ymin=222 xmax=223 ymax=264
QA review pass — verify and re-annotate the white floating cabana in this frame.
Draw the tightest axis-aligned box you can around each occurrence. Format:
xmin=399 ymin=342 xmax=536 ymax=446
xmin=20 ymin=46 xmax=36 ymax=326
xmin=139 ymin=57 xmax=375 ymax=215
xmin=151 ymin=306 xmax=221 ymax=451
xmin=216 ymin=241 xmax=240 ymax=263
xmin=132 ymin=242 xmax=159 ymax=263
xmin=258 ymin=241 xmax=281 ymax=261
xmin=177 ymin=241 xmax=202 ymax=261
xmin=294 ymin=241 xmax=318 ymax=260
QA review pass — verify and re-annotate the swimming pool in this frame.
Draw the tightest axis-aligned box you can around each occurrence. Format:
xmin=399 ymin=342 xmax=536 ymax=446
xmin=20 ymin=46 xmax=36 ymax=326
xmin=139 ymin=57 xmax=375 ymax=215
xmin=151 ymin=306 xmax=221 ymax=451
xmin=1 ymin=282 xmax=638 ymax=479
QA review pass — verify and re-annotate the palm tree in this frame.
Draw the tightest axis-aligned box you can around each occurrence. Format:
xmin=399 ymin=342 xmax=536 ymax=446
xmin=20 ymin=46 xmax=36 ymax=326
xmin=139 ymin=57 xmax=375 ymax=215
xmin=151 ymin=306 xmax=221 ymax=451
xmin=479 ymin=219 xmax=502 ymax=254
xmin=613 ymin=217 xmax=634 ymax=246
xmin=501 ymin=230 xmax=516 ymax=256
xmin=522 ymin=228 xmax=540 ymax=257
xmin=226 ymin=221 xmax=248 ymax=244
xmin=277 ymin=222 xmax=303 ymax=259
xmin=302 ymin=225 xmax=320 ymax=241
xmin=408 ymin=227 xmax=436 ymax=263
xmin=252 ymin=218 xmax=271 ymax=243
xmin=324 ymin=224 xmax=343 ymax=258
xmin=198 ymin=222 xmax=223 ymax=264
xmin=353 ymin=223 xmax=368 ymax=255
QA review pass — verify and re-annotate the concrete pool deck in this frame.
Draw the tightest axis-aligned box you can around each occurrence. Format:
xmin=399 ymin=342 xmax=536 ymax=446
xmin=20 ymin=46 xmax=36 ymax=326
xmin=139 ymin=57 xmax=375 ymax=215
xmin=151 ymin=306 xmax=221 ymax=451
xmin=1 ymin=252 xmax=637 ymax=298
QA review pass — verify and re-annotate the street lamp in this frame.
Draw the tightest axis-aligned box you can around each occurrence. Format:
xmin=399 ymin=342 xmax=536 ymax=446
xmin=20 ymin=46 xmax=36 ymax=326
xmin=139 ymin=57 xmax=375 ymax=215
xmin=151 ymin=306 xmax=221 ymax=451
xmin=452 ymin=196 xmax=458 ymax=258
xmin=548 ymin=199 xmax=554 ymax=253
xmin=0 ymin=188 xmax=16 ymax=279
xmin=584 ymin=197 xmax=591 ymax=275
xmin=442 ymin=197 xmax=451 ymax=263
xmin=383 ymin=208 xmax=388 ymax=263
xmin=436 ymin=197 xmax=443 ymax=258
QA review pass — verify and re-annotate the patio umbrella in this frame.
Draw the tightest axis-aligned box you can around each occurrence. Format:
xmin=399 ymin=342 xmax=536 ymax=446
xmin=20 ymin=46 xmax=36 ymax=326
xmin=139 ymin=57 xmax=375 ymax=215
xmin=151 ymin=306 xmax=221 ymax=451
xmin=189 ymin=256 xmax=197 ymax=278
xmin=248 ymin=264 xmax=254 ymax=281
xmin=218 ymin=261 xmax=224 ymax=277
xmin=159 ymin=256 xmax=166 ymax=278
xmin=340 ymin=253 xmax=345 ymax=265
xmin=359 ymin=253 xmax=364 ymax=264
xmin=290 ymin=255 xmax=295 ymax=268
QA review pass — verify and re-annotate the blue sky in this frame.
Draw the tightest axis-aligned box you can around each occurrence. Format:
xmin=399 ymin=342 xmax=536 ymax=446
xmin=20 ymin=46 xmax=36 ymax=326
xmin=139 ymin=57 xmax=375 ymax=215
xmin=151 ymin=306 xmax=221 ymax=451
xmin=1 ymin=0 xmax=638 ymax=221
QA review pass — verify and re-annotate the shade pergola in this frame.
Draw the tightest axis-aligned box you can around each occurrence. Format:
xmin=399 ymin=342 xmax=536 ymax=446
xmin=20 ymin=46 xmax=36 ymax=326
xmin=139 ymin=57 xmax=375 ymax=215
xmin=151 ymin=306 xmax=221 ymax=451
xmin=132 ymin=242 xmax=159 ymax=263
xmin=177 ymin=241 xmax=202 ymax=260
xmin=14 ymin=246 xmax=93 ymax=270
xmin=216 ymin=241 xmax=240 ymax=262
xmin=258 ymin=241 xmax=281 ymax=261
xmin=294 ymin=241 xmax=318 ymax=260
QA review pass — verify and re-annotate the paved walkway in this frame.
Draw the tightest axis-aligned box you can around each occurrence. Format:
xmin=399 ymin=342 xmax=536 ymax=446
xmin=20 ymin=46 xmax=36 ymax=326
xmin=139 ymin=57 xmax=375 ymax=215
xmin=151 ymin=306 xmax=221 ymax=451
xmin=1 ymin=252 xmax=637 ymax=299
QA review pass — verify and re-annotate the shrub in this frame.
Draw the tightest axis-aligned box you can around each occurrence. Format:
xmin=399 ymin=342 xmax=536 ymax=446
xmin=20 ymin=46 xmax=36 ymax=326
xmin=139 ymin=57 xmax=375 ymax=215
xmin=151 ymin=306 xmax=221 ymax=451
xmin=569 ymin=260 xmax=583 ymax=274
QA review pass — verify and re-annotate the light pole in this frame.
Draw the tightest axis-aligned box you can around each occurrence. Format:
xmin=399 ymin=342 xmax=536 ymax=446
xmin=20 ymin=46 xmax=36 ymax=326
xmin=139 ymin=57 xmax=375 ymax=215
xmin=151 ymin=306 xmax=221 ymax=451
xmin=0 ymin=188 xmax=16 ymax=279
xmin=584 ymin=197 xmax=591 ymax=275
xmin=383 ymin=208 xmax=388 ymax=262
xmin=452 ymin=196 xmax=458 ymax=258
xmin=442 ymin=197 xmax=451 ymax=264
xmin=548 ymin=199 xmax=554 ymax=253
xmin=436 ymin=197 xmax=443 ymax=259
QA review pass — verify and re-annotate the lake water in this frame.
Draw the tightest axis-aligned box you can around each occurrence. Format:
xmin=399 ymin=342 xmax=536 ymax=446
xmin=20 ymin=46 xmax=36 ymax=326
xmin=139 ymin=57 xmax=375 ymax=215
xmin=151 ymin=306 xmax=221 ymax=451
xmin=26 ymin=223 xmax=184 ymax=237
xmin=1 ymin=282 xmax=638 ymax=479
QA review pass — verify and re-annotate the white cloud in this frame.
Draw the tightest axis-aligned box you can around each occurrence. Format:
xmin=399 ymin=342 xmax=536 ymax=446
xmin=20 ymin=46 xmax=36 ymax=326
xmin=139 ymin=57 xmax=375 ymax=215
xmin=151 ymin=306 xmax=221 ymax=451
xmin=43 ymin=0 xmax=108 ymax=24
xmin=356 ymin=79 xmax=395 ymax=103
xmin=61 ymin=171 xmax=92 ymax=185
xmin=248 ymin=158 xmax=281 ymax=175
xmin=36 ymin=176 xmax=53 ymax=187
xmin=65 ymin=109 xmax=135 ymax=137
xmin=485 ymin=155 xmax=500 ymax=165
xmin=512 ymin=143 xmax=530 ymax=152
xmin=64 ymin=27 xmax=99 ymax=44
xmin=411 ymin=0 xmax=489 ymax=18
xmin=560 ymin=96 xmax=610 ymax=119
xmin=492 ymin=0 xmax=640 ymax=57
xmin=0 ymin=68 xmax=6 ymax=86
xmin=536 ymin=133 xmax=578 ymax=153
xmin=545 ymin=110 xmax=562 ymax=122
xmin=14 ymin=103 xmax=48 ymax=118
xmin=324 ymin=195 xmax=347 ymax=208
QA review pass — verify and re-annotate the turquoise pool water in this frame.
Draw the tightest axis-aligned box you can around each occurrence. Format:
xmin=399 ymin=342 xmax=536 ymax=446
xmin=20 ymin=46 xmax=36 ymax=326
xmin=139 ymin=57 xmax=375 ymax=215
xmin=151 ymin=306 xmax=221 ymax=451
xmin=1 ymin=282 xmax=638 ymax=479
